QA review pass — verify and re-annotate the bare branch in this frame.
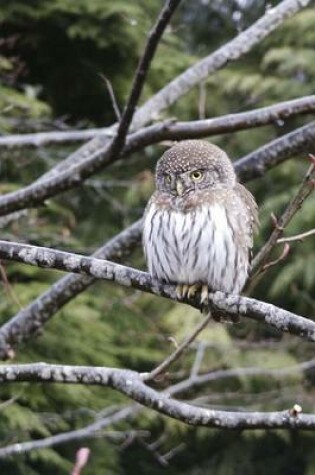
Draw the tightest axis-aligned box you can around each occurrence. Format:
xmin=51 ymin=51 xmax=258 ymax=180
xmin=108 ymin=0 xmax=182 ymax=160
xmin=132 ymin=0 xmax=312 ymax=129
xmin=1 ymin=95 xmax=314 ymax=150
xmin=0 ymin=358 xmax=314 ymax=458
xmin=142 ymin=312 xmax=213 ymax=382
xmin=277 ymin=228 xmax=315 ymax=243
xmin=234 ymin=121 xmax=315 ymax=182
xmin=0 ymin=114 xmax=313 ymax=219
xmin=0 ymin=240 xmax=313 ymax=341
xmin=251 ymin=162 xmax=315 ymax=273
xmin=0 ymin=363 xmax=314 ymax=432
xmin=0 ymin=220 xmax=142 ymax=359
xmin=99 ymin=74 xmax=121 ymax=121
xmin=0 ymin=404 xmax=139 ymax=458
xmin=27 ymin=0 xmax=308 ymax=190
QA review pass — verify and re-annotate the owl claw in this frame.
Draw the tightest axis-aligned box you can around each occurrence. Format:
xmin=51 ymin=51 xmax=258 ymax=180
xmin=176 ymin=284 xmax=198 ymax=300
xmin=176 ymin=285 xmax=184 ymax=300
xmin=200 ymin=285 xmax=209 ymax=306
xmin=187 ymin=284 xmax=198 ymax=299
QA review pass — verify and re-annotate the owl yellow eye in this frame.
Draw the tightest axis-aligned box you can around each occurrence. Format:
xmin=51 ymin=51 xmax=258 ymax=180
xmin=164 ymin=174 xmax=172 ymax=184
xmin=190 ymin=170 xmax=203 ymax=181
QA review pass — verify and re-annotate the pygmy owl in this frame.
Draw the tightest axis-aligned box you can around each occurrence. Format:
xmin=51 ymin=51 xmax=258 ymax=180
xmin=143 ymin=140 xmax=258 ymax=303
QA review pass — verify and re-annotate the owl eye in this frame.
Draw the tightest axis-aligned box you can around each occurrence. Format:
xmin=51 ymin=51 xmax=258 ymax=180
xmin=190 ymin=170 xmax=203 ymax=181
xmin=164 ymin=174 xmax=172 ymax=185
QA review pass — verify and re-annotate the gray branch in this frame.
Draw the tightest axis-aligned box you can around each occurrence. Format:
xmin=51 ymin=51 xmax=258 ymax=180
xmin=0 ymin=115 xmax=313 ymax=218
xmin=0 ymin=220 xmax=142 ymax=358
xmin=1 ymin=95 xmax=314 ymax=149
xmin=1 ymin=358 xmax=314 ymax=458
xmin=0 ymin=240 xmax=313 ymax=341
xmin=0 ymin=363 xmax=314 ymax=432
xmin=0 ymin=125 xmax=314 ymax=358
xmin=0 ymin=0 xmax=310 ymax=220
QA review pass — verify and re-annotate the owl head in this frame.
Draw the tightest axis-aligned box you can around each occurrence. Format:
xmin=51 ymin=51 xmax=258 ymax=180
xmin=155 ymin=140 xmax=236 ymax=197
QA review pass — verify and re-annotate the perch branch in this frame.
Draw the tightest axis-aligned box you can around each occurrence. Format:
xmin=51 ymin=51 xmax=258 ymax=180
xmin=0 ymin=128 xmax=314 ymax=358
xmin=0 ymin=240 xmax=313 ymax=341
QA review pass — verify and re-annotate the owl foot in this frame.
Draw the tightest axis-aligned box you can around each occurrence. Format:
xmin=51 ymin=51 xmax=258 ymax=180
xmin=175 ymin=284 xmax=209 ymax=306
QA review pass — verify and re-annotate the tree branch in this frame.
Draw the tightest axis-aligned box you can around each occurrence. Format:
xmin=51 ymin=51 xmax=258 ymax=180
xmin=234 ymin=121 xmax=315 ymax=181
xmin=0 ymin=95 xmax=314 ymax=149
xmin=251 ymin=161 xmax=315 ymax=273
xmin=1 ymin=358 xmax=314 ymax=458
xmin=0 ymin=220 xmax=142 ymax=359
xmin=0 ymin=128 xmax=314 ymax=358
xmin=0 ymin=114 xmax=313 ymax=218
xmin=131 ymin=0 xmax=311 ymax=130
xmin=108 ymin=0 xmax=182 ymax=160
xmin=0 ymin=363 xmax=314 ymax=431
xmin=0 ymin=240 xmax=313 ymax=341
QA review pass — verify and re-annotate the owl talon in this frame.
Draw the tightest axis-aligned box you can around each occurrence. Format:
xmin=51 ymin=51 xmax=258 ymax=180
xmin=187 ymin=284 xmax=199 ymax=299
xmin=176 ymin=285 xmax=184 ymax=300
xmin=200 ymin=285 xmax=209 ymax=306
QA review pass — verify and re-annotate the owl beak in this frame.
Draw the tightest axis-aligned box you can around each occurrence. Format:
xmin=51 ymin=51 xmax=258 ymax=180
xmin=176 ymin=179 xmax=184 ymax=196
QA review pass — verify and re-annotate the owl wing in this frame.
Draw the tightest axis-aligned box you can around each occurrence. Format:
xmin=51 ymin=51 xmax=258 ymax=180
xmin=233 ymin=183 xmax=259 ymax=265
xmin=235 ymin=183 xmax=259 ymax=235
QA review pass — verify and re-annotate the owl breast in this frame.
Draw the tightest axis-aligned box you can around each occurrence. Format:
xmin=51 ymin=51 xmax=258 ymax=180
xmin=143 ymin=202 xmax=249 ymax=293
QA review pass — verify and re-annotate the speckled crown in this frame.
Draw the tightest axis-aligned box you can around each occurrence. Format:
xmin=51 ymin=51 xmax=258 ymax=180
xmin=156 ymin=140 xmax=235 ymax=177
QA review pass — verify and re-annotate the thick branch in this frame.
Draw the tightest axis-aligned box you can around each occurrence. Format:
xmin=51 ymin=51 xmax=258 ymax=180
xmin=234 ymin=121 xmax=315 ymax=181
xmin=0 ymin=220 xmax=142 ymax=358
xmin=1 ymin=95 xmax=314 ymax=149
xmin=0 ymin=240 xmax=313 ymax=341
xmin=0 ymin=363 xmax=314 ymax=431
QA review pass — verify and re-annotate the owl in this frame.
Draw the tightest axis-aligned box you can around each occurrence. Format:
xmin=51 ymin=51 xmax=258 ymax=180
xmin=142 ymin=140 xmax=258 ymax=305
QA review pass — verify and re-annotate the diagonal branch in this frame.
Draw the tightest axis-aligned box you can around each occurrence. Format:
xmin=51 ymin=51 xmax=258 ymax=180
xmin=131 ymin=0 xmax=312 ymax=129
xmin=34 ymin=0 xmax=309 ymax=187
xmin=0 ymin=240 xmax=313 ymax=341
xmin=234 ymin=121 xmax=315 ymax=181
xmin=108 ymin=0 xmax=182 ymax=160
xmin=251 ymin=161 xmax=315 ymax=273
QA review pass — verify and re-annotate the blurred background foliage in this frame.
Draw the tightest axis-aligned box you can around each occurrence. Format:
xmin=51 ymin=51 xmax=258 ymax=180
xmin=0 ymin=0 xmax=314 ymax=473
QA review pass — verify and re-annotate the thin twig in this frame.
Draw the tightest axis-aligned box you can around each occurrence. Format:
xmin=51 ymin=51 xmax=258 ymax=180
xmin=277 ymin=228 xmax=315 ymax=243
xmin=109 ymin=0 xmax=182 ymax=159
xmin=99 ymin=74 xmax=121 ymax=121
xmin=251 ymin=161 xmax=315 ymax=274
xmin=142 ymin=312 xmax=213 ymax=382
